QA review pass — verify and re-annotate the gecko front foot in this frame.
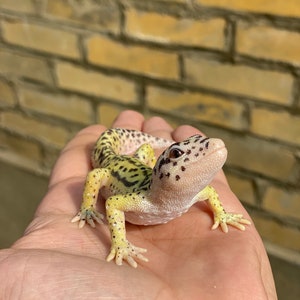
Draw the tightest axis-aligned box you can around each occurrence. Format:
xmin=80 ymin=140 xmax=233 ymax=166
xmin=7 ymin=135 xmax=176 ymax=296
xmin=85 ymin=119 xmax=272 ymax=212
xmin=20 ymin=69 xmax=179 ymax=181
xmin=106 ymin=241 xmax=148 ymax=268
xmin=212 ymin=212 xmax=251 ymax=233
xmin=71 ymin=207 xmax=105 ymax=228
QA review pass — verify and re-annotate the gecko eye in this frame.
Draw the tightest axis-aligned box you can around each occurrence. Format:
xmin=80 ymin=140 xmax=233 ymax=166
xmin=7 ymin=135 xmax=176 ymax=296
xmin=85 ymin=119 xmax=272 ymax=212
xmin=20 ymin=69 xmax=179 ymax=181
xmin=168 ymin=147 xmax=185 ymax=159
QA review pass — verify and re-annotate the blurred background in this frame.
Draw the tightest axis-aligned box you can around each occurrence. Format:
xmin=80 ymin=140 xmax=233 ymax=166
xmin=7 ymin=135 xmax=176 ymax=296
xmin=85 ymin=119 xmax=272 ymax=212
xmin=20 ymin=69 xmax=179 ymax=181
xmin=0 ymin=1 xmax=299 ymax=298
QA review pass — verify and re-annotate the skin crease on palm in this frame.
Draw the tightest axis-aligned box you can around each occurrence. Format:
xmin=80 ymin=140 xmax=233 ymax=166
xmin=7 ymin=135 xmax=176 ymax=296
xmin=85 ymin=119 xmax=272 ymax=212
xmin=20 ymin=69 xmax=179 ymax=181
xmin=0 ymin=110 xmax=277 ymax=299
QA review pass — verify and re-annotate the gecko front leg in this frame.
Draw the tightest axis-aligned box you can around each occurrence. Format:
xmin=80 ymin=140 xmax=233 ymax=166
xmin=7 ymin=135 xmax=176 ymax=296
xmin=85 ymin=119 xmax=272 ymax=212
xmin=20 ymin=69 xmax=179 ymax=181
xmin=196 ymin=186 xmax=251 ymax=233
xmin=105 ymin=194 xmax=148 ymax=268
xmin=71 ymin=168 xmax=108 ymax=227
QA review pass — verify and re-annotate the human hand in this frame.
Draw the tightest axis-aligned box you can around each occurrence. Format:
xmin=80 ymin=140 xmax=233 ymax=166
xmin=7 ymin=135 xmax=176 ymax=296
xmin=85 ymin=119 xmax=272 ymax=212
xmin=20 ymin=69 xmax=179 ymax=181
xmin=0 ymin=110 xmax=277 ymax=299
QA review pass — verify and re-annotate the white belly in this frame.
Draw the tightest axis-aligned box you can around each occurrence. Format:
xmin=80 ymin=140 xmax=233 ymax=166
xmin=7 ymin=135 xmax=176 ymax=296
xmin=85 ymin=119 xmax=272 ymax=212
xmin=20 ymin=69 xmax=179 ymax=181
xmin=125 ymin=208 xmax=189 ymax=225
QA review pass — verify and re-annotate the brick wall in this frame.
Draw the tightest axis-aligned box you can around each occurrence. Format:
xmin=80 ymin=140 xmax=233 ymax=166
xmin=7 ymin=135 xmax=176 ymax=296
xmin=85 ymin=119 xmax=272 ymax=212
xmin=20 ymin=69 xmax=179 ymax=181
xmin=0 ymin=0 xmax=299 ymax=261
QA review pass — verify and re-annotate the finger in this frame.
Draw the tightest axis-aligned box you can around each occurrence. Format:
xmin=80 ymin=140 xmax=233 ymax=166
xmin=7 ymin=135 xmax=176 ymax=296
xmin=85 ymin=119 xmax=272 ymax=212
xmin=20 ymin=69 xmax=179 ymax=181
xmin=142 ymin=115 xmax=174 ymax=140
xmin=112 ymin=110 xmax=145 ymax=130
xmin=49 ymin=125 xmax=106 ymax=187
xmin=172 ymin=125 xmax=205 ymax=142
xmin=63 ymin=125 xmax=105 ymax=153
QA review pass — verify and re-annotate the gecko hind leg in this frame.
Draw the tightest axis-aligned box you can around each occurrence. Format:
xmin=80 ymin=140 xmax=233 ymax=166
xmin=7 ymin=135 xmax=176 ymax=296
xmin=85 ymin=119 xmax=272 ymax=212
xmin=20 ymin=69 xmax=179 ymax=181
xmin=133 ymin=143 xmax=156 ymax=168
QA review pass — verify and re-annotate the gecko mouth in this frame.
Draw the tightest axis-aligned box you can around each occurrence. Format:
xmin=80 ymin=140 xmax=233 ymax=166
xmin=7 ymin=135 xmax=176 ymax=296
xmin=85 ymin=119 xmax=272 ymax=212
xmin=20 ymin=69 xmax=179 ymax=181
xmin=210 ymin=145 xmax=226 ymax=153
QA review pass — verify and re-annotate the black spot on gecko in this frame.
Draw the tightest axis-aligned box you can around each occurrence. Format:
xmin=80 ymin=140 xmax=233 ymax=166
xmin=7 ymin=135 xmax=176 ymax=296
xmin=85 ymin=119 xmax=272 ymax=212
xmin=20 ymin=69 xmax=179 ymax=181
xmin=159 ymin=173 xmax=164 ymax=179
xmin=181 ymin=166 xmax=186 ymax=171
xmin=200 ymin=137 xmax=209 ymax=144
xmin=130 ymin=173 xmax=139 ymax=178
xmin=175 ymin=175 xmax=180 ymax=181
xmin=111 ymin=170 xmax=139 ymax=187
xmin=157 ymin=157 xmax=170 ymax=171
xmin=193 ymin=135 xmax=202 ymax=142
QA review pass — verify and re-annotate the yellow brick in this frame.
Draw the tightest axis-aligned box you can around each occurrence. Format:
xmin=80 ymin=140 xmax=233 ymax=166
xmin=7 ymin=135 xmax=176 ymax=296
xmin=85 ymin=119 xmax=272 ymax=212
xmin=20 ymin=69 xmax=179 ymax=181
xmin=147 ymin=86 xmax=247 ymax=129
xmin=237 ymin=23 xmax=300 ymax=66
xmin=0 ymin=130 xmax=42 ymax=172
xmin=226 ymin=173 xmax=256 ymax=205
xmin=224 ymin=134 xmax=296 ymax=181
xmin=56 ymin=62 xmax=137 ymax=103
xmin=251 ymin=108 xmax=300 ymax=145
xmin=0 ymin=0 xmax=35 ymax=13
xmin=195 ymin=0 xmax=300 ymax=18
xmin=86 ymin=35 xmax=178 ymax=79
xmin=184 ymin=57 xmax=293 ymax=105
xmin=45 ymin=0 xmax=120 ymax=33
xmin=263 ymin=186 xmax=300 ymax=221
xmin=0 ymin=49 xmax=53 ymax=84
xmin=2 ymin=20 xmax=80 ymax=59
xmin=0 ymin=79 xmax=16 ymax=107
xmin=126 ymin=9 xmax=225 ymax=49
xmin=97 ymin=104 xmax=124 ymax=128
xmin=0 ymin=112 xmax=69 ymax=148
xmin=252 ymin=214 xmax=300 ymax=252
xmin=20 ymin=87 xmax=93 ymax=124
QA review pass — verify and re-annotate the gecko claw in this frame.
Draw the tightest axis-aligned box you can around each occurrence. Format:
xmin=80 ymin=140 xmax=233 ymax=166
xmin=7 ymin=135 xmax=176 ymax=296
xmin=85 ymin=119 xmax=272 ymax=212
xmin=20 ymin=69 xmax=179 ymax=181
xmin=106 ymin=241 xmax=148 ymax=268
xmin=71 ymin=208 xmax=105 ymax=228
xmin=212 ymin=212 xmax=251 ymax=233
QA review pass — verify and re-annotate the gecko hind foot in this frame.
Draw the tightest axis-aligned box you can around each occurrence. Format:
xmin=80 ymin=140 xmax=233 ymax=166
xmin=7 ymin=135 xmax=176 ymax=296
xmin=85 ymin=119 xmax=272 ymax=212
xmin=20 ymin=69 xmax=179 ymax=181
xmin=212 ymin=212 xmax=251 ymax=233
xmin=71 ymin=208 xmax=105 ymax=228
xmin=106 ymin=241 xmax=148 ymax=268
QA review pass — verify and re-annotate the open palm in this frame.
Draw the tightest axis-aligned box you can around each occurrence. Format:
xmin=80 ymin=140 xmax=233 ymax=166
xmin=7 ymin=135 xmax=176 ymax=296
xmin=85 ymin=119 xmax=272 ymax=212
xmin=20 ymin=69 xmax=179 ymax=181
xmin=0 ymin=111 xmax=277 ymax=299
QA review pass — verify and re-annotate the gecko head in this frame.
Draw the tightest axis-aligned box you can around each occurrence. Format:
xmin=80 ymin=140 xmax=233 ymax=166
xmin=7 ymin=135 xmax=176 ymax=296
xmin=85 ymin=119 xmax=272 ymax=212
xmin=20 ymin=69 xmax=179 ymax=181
xmin=152 ymin=134 xmax=227 ymax=194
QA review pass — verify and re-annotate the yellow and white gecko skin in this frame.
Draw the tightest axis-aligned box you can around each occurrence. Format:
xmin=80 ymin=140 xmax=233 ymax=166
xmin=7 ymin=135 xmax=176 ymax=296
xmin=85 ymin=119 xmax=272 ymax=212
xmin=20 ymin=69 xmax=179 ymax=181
xmin=72 ymin=128 xmax=251 ymax=267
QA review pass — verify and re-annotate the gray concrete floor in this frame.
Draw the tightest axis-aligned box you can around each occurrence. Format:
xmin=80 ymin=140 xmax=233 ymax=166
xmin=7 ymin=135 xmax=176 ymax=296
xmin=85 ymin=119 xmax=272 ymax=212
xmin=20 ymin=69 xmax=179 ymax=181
xmin=0 ymin=160 xmax=299 ymax=298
